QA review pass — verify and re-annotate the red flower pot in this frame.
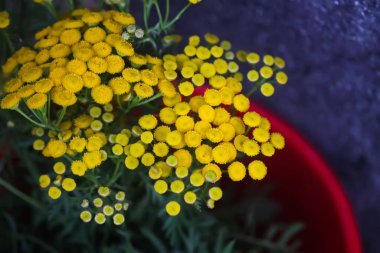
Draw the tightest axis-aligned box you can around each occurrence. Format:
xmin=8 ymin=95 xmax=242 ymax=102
xmin=250 ymin=102 xmax=362 ymax=253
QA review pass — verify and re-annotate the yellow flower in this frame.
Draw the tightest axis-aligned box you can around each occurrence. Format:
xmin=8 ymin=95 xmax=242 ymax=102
xmin=174 ymin=102 xmax=191 ymax=116
xmin=83 ymin=151 xmax=102 ymax=169
xmin=175 ymin=116 xmax=194 ymax=132
xmin=247 ymin=70 xmax=259 ymax=82
xmin=60 ymin=29 xmax=81 ymax=45
xmin=62 ymin=178 xmax=76 ymax=192
xmin=194 ymin=121 xmax=211 ymax=139
xmin=88 ymin=56 xmax=108 ymax=74
xmin=233 ymin=94 xmax=250 ymax=112
xmin=248 ymin=160 xmax=267 ymax=180
xmin=263 ymin=55 xmax=274 ymax=66
xmin=26 ymin=93 xmax=47 ymax=110
xmin=190 ymin=171 xmax=205 ymax=187
xmin=113 ymin=12 xmax=135 ymax=25
xmin=243 ymin=139 xmax=260 ymax=157
xmin=0 ymin=11 xmax=10 ymax=29
xmin=1 ymin=93 xmax=20 ymax=109
xmin=195 ymin=144 xmax=213 ymax=164
xmin=261 ymin=142 xmax=275 ymax=157
xmin=153 ymin=142 xmax=169 ymax=157
xmin=196 ymin=46 xmax=211 ymax=60
xmin=109 ymin=77 xmax=131 ymax=95
xmin=227 ymin=162 xmax=246 ymax=181
xmin=170 ymin=180 xmax=185 ymax=194
xmin=19 ymin=66 xmax=43 ymax=83
xmin=274 ymin=57 xmax=286 ymax=68
xmin=206 ymin=128 xmax=224 ymax=143
xmin=134 ymin=83 xmax=154 ymax=98
xmin=276 ymin=72 xmax=288 ymax=85
xmin=33 ymin=139 xmax=45 ymax=151
xmin=212 ymin=144 xmax=229 ymax=164
xmin=154 ymin=180 xmax=168 ymax=194
xmin=166 ymin=201 xmax=181 ymax=216
xmin=184 ymin=191 xmax=197 ymax=204
xmin=48 ymin=186 xmax=62 ymax=200
xmin=129 ymin=142 xmax=145 ymax=158
xmin=106 ymin=54 xmax=125 ymax=74
xmin=140 ymin=131 xmax=153 ymax=144
xmin=246 ymin=52 xmax=260 ymax=64
xmin=82 ymin=71 xmax=101 ymax=88
xmin=51 ymin=86 xmax=77 ymax=107
xmin=154 ymin=126 xmax=171 ymax=142
xmin=173 ymin=149 xmax=193 ymax=169
xmin=166 ymin=130 xmax=183 ymax=146
xmin=243 ymin=112 xmax=261 ymax=127
xmin=69 ymin=137 xmax=87 ymax=153
xmin=139 ymin=115 xmax=157 ymax=130
xmin=218 ymin=123 xmax=235 ymax=142
xmin=270 ymin=132 xmax=285 ymax=150
xmin=82 ymin=12 xmax=103 ymax=25
xmin=46 ymin=140 xmax=67 ymax=158
xmin=209 ymin=186 xmax=223 ymax=201
xmin=71 ymin=160 xmax=87 ymax=176
xmin=214 ymin=59 xmax=228 ymax=75
xmin=202 ymin=163 xmax=222 ymax=183
xmin=178 ymin=81 xmax=194 ymax=96
xmin=122 ymin=68 xmax=141 ymax=83
xmin=84 ymin=27 xmax=106 ymax=44
xmin=200 ymin=62 xmax=216 ymax=78
xmin=141 ymin=152 xmax=155 ymax=166
xmin=62 ymin=73 xmax=84 ymax=93
xmin=198 ymin=104 xmax=215 ymax=123
xmin=114 ymin=40 xmax=134 ymax=56
xmin=210 ymin=46 xmax=224 ymax=58
xmin=17 ymin=84 xmax=35 ymax=98
xmin=124 ymin=155 xmax=139 ymax=170
xmin=184 ymin=131 xmax=202 ymax=148
xmin=86 ymin=136 xmax=103 ymax=152
xmin=80 ymin=211 xmax=92 ymax=223
xmin=103 ymin=18 xmax=122 ymax=34
xmin=252 ymin=128 xmax=270 ymax=143
xmin=34 ymin=79 xmax=54 ymax=93
xmin=39 ymin=174 xmax=50 ymax=188
xmin=159 ymin=107 xmax=177 ymax=125
xmin=204 ymin=89 xmax=222 ymax=106
xmin=259 ymin=66 xmax=273 ymax=79
xmin=93 ymin=41 xmax=112 ymax=58
xmin=66 ymin=59 xmax=87 ymax=76
xmin=188 ymin=35 xmax=200 ymax=46
xmin=2 ymin=57 xmax=18 ymax=74
xmin=53 ymin=162 xmax=66 ymax=175
xmin=91 ymin=85 xmax=113 ymax=104
xmin=49 ymin=44 xmax=71 ymax=59
xmin=141 ymin=69 xmax=158 ymax=86
xmin=73 ymin=47 xmax=95 ymax=62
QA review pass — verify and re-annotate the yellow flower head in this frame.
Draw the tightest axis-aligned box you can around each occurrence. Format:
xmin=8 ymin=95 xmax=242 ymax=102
xmin=0 ymin=11 xmax=10 ymax=29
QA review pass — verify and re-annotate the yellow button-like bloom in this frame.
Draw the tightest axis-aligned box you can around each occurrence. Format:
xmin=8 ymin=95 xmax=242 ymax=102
xmin=0 ymin=11 xmax=10 ymax=29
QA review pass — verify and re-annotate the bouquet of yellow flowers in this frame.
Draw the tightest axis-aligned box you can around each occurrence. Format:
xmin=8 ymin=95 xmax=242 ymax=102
xmin=0 ymin=1 xmax=299 ymax=252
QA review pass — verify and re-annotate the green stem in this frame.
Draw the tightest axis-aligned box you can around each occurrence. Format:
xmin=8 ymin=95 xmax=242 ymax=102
xmin=1 ymin=30 xmax=15 ymax=53
xmin=43 ymin=2 xmax=58 ymax=19
xmin=14 ymin=108 xmax=46 ymax=128
xmin=66 ymin=0 xmax=74 ymax=10
xmin=247 ymin=79 xmax=267 ymax=97
xmin=164 ymin=0 xmax=170 ymax=23
xmin=143 ymin=0 xmax=150 ymax=30
xmin=164 ymin=3 xmax=191 ymax=30
xmin=0 ymin=177 xmax=42 ymax=209
xmin=153 ymin=0 xmax=164 ymax=28
xmin=107 ymin=159 xmax=123 ymax=186
xmin=56 ymin=107 xmax=67 ymax=127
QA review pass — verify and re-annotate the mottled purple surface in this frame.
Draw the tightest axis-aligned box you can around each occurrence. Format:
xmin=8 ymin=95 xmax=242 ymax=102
xmin=154 ymin=0 xmax=380 ymax=251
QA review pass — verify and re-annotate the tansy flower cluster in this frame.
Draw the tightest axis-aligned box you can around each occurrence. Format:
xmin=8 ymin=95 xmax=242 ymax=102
xmin=79 ymin=186 xmax=129 ymax=225
xmin=0 ymin=8 xmax=288 ymax=221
